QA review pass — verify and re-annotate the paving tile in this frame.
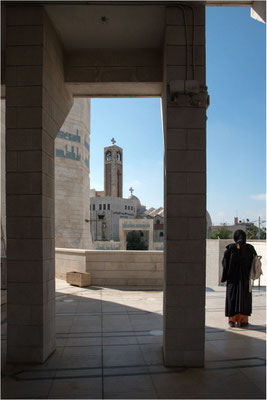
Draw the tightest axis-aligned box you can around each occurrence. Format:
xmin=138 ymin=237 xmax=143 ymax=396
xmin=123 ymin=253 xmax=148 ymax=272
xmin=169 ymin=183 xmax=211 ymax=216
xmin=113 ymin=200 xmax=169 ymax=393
xmin=2 ymin=280 xmax=265 ymax=400
xmin=2 ymin=375 xmax=53 ymax=399
xmin=104 ymin=365 xmax=148 ymax=376
xmin=56 ymin=337 xmax=67 ymax=347
xmin=66 ymin=335 xmax=102 ymax=347
xmin=106 ymin=390 xmax=157 ymax=399
xmin=54 ymin=365 xmax=102 ymax=379
xmin=103 ymin=344 xmax=146 ymax=367
xmin=40 ymin=347 xmax=65 ymax=369
xmin=102 ymin=302 xmax=127 ymax=312
xmin=58 ymin=345 xmax=102 ymax=369
xmin=129 ymin=313 xmax=162 ymax=331
xmin=103 ymin=334 xmax=138 ymax=345
xmin=56 ymin=325 xmax=72 ymax=335
xmin=136 ymin=331 xmax=163 ymax=345
xmin=104 ymin=366 xmax=156 ymax=398
xmin=70 ymin=315 xmax=102 ymax=333
xmin=77 ymin=299 xmax=101 ymax=313
xmin=48 ymin=377 xmax=102 ymax=399
xmin=238 ymin=365 xmax=266 ymax=393
xmin=56 ymin=315 xmax=75 ymax=326
xmin=103 ymin=314 xmax=133 ymax=332
xmin=150 ymin=366 xmax=265 ymax=398
xmin=140 ymin=343 xmax=163 ymax=365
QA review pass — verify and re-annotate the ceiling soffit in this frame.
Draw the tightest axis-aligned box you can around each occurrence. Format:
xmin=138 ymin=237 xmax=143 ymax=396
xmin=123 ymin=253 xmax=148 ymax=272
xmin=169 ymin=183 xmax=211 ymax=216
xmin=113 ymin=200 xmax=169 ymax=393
xmin=45 ymin=4 xmax=166 ymax=51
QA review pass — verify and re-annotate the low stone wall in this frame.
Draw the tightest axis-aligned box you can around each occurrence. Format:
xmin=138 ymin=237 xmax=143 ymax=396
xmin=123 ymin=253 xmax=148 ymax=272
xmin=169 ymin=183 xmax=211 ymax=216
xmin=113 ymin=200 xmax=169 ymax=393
xmin=56 ymin=249 xmax=164 ymax=288
xmin=56 ymin=249 xmax=87 ymax=280
xmin=56 ymin=240 xmax=266 ymax=288
xmin=91 ymin=241 xmax=164 ymax=251
xmin=92 ymin=241 xmax=120 ymax=251
xmin=206 ymin=239 xmax=266 ymax=287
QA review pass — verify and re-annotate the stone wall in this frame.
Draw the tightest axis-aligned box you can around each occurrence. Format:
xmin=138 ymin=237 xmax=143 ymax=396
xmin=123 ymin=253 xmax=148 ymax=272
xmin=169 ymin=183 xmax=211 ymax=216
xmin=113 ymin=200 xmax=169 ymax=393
xmin=1 ymin=100 xmax=6 ymax=258
xmin=55 ymin=98 xmax=92 ymax=249
xmin=91 ymin=240 xmax=164 ymax=251
xmin=92 ymin=240 xmax=120 ymax=250
xmin=56 ymin=240 xmax=266 ymax=288
xmin=1 ymin=99 xmax=7 ymax=290
xmin=4 ymin=6 xmax=73 ymax=363
xmin=206 ymin=239 xmax=220 ymax=287
xmin=56 ymin=248 xmax=163 ymax=288
xmin=55 ymin=248 xmax=87 ymax=279
xmin=207 ymin=239 xmax=266 ymax=287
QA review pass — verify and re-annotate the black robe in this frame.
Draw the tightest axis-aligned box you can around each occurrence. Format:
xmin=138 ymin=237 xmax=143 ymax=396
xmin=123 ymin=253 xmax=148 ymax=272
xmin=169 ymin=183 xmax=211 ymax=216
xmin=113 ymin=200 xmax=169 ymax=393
xmin=221 ymin=243 xmax=256 ymax=317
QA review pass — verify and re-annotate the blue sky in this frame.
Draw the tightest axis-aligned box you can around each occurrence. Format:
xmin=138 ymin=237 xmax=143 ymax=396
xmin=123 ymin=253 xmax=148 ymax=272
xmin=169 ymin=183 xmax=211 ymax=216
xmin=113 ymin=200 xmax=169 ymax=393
xmin=90 ymin=6 xmax=266 ymax=226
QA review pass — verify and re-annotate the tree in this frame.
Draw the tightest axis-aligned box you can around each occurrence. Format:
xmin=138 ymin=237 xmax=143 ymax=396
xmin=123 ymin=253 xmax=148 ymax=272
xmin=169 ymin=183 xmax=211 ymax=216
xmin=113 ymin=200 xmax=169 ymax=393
xmin=246 ymin=224 xmax=266 ymax=240
xmin=210 ymin=226 xmax=231 ymax=239
xmin=126 ymin=231 xmax=148 ymax=250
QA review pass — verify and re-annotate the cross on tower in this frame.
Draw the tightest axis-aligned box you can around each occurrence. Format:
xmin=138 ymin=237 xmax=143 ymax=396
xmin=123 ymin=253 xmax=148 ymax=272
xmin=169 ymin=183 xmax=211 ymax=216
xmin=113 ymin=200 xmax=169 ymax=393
xmin=111 ymin=138 xmax=116 ymax=145
xmin=129 ymin=187 xmax=134 ymax=195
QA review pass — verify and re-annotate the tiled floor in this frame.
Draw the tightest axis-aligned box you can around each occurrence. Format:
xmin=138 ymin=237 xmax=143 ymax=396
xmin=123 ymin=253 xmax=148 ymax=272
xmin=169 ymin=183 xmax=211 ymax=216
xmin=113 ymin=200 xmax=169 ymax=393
xmin=1 ymin=280 xmax=266 ymax=399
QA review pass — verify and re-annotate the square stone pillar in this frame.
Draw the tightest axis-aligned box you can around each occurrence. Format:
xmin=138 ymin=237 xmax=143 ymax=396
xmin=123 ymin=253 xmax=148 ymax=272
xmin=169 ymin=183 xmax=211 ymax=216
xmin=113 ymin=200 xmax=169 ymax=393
xmin=162 ymin=3 xmax=207 ymax=367
xmin=5 ymin=6 xmax=72 ymax=363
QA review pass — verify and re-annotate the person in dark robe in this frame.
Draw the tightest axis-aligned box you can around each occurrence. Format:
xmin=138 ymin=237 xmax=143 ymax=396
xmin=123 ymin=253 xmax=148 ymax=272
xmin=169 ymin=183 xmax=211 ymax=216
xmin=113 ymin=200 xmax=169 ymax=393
xmin=221 ymin=229 xmax=257 ymax=328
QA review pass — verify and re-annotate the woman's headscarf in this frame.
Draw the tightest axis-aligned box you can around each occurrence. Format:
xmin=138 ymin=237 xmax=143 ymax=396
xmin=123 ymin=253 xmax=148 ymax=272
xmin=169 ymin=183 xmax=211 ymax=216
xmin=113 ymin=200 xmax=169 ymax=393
xmin=233 ymin=229 xmax=246 ymax=244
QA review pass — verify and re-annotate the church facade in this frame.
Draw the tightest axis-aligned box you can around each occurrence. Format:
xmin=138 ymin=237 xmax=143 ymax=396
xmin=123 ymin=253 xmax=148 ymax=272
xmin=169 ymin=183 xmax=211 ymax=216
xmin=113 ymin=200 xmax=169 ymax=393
xmin=90 ymin=140 xmax=212 ymax=247
xmin=90 ymin=139 xmax=147 ymax=242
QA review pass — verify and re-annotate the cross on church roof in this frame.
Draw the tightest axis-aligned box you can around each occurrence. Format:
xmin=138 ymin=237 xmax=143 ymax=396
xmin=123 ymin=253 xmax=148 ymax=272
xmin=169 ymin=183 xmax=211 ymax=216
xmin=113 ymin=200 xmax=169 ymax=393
xmin=111 ymin=138 xmax=116 ymax=145
xmin=129 ymin=187 xmax=134 ymax=195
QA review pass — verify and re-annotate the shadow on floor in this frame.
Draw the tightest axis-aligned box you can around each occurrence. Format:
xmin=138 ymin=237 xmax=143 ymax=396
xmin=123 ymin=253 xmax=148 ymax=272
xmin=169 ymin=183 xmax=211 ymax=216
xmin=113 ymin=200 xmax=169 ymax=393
xmin=1 ymin=283 xmax=266 ymax=399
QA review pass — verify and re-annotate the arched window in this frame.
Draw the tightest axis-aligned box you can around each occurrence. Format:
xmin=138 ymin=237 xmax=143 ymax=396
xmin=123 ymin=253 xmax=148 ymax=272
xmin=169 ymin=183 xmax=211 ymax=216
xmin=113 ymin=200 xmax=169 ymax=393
xmin=156 ymin=219 xmax=160 ymax=225
xmin=117 ymin=151 xmax=121 ymax=161
xmin=106 ymin=151 xmax=111 ymax=161
xmin=159 ymin=232 xmax=164 ymax=237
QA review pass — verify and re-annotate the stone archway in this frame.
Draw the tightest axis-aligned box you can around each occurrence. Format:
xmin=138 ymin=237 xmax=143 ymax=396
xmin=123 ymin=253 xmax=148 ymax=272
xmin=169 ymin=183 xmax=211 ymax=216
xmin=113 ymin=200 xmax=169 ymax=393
xmin=2 ymin=1 xmax=207 ymax=366
xmin=119 ymin=218 xmax=154 ymax=250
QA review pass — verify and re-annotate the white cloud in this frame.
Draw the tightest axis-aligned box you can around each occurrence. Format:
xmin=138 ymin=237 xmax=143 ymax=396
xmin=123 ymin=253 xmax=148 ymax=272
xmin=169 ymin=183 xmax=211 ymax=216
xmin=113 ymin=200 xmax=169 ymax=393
xmin=251 ymin=193 xmax=266 ymax=201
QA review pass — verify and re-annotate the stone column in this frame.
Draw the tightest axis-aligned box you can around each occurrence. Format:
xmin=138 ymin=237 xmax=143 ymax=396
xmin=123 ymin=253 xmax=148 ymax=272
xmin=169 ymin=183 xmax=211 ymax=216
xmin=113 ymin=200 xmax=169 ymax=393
xmin=5 ymin=6 xmax=72 ymax=363
xmin=162 ymin=3 xmax=207 ymax=367
xmin=1 ymin=99 xmax=7 ymax=290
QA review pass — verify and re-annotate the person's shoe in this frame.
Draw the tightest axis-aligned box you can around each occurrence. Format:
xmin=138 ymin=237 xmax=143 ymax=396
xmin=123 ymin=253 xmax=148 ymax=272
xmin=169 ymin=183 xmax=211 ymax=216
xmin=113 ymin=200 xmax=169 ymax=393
xmin=229 ymin=321 xmax=235 ymax=328
xmin=240 ymin=322 xmax=248 ymax=328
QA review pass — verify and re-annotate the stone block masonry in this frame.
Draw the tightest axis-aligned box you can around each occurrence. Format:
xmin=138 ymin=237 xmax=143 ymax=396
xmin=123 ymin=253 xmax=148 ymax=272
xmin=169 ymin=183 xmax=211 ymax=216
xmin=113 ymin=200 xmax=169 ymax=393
xmin=56 ymin=241 xmax=266 ymax=288
xmin=3 ymin=1 xmax=209 ymax=369
xmin=162 ymin=2 xmax=207 ymax=367
xmin=66 ymin=271 xmax=91 ymax=287
xmin=55 ymin=98 xmax=92 ymax=250
xmin=5 ymin=7 xmax=73 ymax=363
xmin=56 ymin=249 xmax=164 ymax=289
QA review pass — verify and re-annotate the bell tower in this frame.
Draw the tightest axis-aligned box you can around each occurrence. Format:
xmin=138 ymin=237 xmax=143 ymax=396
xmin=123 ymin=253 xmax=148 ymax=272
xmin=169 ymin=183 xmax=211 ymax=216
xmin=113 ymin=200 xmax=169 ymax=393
xmin=104 ymin=138 xmax=123 ymax=197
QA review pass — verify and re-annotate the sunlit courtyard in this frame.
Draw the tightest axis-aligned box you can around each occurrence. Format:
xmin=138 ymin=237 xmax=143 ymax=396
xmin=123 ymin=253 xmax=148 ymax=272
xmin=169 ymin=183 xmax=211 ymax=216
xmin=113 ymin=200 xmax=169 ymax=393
xmin=2 ymin=279 xmax=265 ymax=399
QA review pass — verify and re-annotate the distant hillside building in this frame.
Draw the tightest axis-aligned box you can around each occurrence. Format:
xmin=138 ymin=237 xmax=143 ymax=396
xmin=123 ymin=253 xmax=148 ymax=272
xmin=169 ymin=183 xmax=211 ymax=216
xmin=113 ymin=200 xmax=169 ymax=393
xmin=210 ymin=217 xmax=254 ymax=238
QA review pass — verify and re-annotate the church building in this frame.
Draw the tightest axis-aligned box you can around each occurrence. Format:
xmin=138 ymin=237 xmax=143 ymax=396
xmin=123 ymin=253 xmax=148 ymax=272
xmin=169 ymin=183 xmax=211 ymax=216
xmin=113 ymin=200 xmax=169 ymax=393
xmin=90 ymin=139 xmax=212 ymax=246
xmin=90 ymin=139 xmax=146 ymax=242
